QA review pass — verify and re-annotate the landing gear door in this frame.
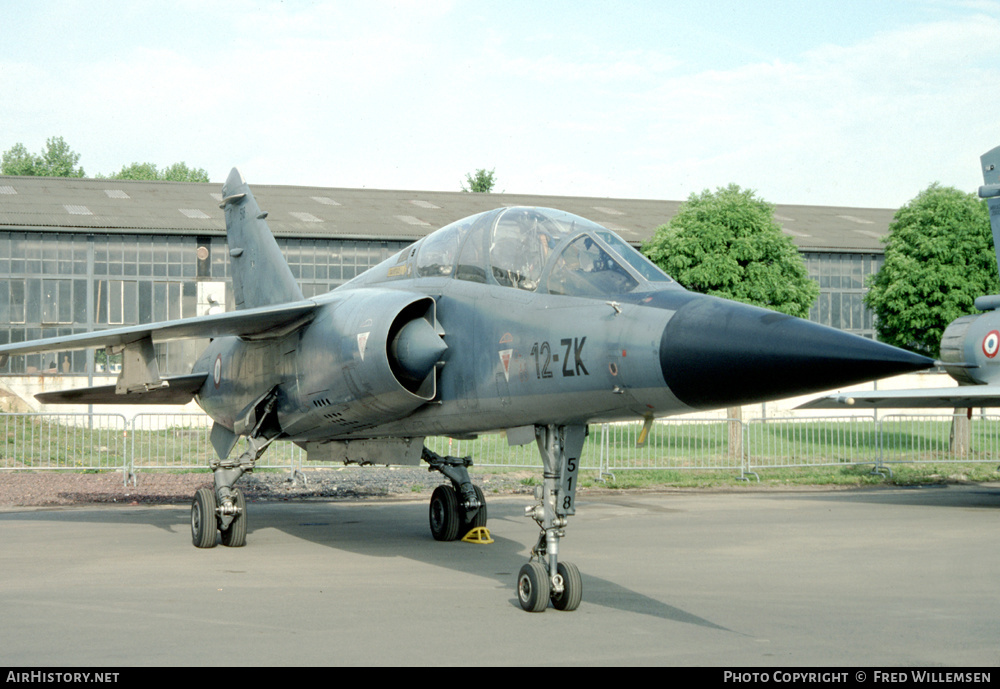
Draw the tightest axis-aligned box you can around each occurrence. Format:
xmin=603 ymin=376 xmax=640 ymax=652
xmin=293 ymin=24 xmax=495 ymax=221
xmin=558 ymin=425 xmax=587 ymax=517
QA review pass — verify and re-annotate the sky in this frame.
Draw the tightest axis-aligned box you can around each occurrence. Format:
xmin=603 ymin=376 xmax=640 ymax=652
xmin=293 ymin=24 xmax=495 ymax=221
xmin=2 ymin=0 xmax=999 ymax=209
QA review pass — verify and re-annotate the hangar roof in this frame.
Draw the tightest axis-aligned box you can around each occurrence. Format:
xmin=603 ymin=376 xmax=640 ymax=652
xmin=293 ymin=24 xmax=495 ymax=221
xmin=0 ymin=175 xmax=895 ymax=253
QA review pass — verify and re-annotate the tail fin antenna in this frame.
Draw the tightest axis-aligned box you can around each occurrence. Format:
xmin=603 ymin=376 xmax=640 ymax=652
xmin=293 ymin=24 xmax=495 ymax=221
xmin=221 ymin=168 xmax=304 ymax=310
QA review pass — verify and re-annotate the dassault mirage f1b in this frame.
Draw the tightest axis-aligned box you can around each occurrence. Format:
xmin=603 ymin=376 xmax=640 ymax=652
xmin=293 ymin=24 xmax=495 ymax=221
xmin=0 ymin=169 xmax=933 ymax=612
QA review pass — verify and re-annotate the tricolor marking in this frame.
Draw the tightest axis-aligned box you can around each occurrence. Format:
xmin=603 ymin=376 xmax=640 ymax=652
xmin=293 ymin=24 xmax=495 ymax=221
xmin=983 ymin=330 xmax=1000 ymax=358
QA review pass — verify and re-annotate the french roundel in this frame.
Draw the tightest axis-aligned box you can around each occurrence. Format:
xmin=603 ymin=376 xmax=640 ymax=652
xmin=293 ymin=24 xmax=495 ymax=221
xmin=214 ymin=354 xmax=223 ymax=387
xmin=983 ymin=331 xmax=1000 ymax=358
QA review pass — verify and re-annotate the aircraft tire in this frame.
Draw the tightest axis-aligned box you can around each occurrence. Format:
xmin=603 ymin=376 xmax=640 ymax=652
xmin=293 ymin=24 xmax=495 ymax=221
xmin=517 ymin=562 xmax=550 ymax=612
xmin=191 ymin=487 xmax=218 ymax=548
xmin=429 ymin=484 xmax=460 ymax=541
xmin=220 ymin=488 xmax=247 ymax=548
xmin=461 ymin=484 xmax=488 ymax=532
xmin=550 ymin=561 xmax=582 ymax=611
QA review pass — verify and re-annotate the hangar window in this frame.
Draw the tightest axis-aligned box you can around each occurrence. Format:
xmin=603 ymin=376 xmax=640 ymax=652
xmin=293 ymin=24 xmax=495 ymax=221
xmin=95 ymin=280 xmax=138 ymax=325
xmin=41 ymin=279 xmax=74 ymax=324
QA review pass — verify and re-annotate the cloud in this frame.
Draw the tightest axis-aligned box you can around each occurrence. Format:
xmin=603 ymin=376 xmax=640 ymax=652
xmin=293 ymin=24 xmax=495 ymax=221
xmin=581 ymin=15 xmax=1000 ymax=205
xmin=3 ymin=5 xmax=997 ymax=207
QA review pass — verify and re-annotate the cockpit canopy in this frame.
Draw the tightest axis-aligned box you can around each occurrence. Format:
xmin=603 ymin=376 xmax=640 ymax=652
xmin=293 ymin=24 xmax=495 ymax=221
xmin=403 ymin=207 xmax=673 ymax=297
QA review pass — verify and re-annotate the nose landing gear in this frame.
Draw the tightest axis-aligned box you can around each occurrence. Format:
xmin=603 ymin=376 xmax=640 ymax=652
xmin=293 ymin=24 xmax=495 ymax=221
xmin=518 ymin=424 xmax=586 ymax=612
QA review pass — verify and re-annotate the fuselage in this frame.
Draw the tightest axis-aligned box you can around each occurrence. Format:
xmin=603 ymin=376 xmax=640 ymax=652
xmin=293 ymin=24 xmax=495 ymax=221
xmin=193 ymin=281 xmax=692 ymax=440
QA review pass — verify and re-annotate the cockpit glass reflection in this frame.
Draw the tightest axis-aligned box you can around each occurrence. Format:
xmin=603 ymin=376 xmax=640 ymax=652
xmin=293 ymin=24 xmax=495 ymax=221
xmin=489 ymin=209 xmax=572 ymax=292
xmin=595 ymin=231 xmax=673 ymax=283
xmin=394 ymin=207 xmax=676 ymax=295
xmin=416 ymin=222 xmax=460 ymax=278
xmin=547 ymin=235 xmax=638 ymax=297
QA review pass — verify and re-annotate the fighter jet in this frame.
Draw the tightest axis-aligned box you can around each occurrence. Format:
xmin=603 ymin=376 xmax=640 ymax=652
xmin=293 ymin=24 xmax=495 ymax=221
xmin=0 ymin=168 xmax=933 ymax=612
xmin=800 ymin=144 xmax=1000 ymax=411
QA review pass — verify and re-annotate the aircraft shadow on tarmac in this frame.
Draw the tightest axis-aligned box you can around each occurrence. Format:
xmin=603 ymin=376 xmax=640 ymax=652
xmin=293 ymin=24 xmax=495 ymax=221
xmin=0 ymin=497 xmax=732 ymax=630
xmin=788 ymin=482 xmax=1000 ymax=510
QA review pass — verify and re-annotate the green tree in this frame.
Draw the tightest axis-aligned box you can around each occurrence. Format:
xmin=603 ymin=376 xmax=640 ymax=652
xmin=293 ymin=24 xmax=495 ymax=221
xmin=1 ymin=143 xmax=38 ymax=176
xmin=642 ymin=184 xmax=819 ymax=318
xmin=864 ymin=184 xmax=996 ymax=357
xmin=461 ymin=168 xmax=496 ymax=193
xmin=100 ymin=161 xmax=209 ymax=182
xmin=1 ymin=136 xmax=85 ymax=177
xmin=160 ymin=162 xmax=210 ymax=183
xmin=101 ymin=162 xmax=159 ymax=180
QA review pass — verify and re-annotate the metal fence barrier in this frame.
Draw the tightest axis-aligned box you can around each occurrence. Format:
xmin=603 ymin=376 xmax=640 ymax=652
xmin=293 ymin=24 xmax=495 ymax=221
xmin=744 ymin=416 xmax=880 ymax=471
xmin=129 ymin=413 xmax=304 ymax=474
xmin=876 ymin=413 xmax=1000 ymax=466
xmin=595 ymin=418 xmax=744 ymax=477
xmin=423 ymin=434 xmax=542 ymax=469
xmin=0 ymin=413 xmax=128 ymax=473
xmin=1 ymin=412 xmax=998 ymax=484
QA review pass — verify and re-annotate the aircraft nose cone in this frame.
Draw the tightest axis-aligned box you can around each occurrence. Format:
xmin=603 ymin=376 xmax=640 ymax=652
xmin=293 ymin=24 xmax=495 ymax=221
xmin=659 ymin=296 xmax=933 ymax=410
xmin=391 ymin=317 xmax=447 ymax=384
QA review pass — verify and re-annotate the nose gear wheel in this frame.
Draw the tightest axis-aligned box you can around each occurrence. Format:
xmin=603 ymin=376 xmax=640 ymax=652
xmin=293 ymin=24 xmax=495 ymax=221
xmin=517 ymin=562 xmax=550 ymax=613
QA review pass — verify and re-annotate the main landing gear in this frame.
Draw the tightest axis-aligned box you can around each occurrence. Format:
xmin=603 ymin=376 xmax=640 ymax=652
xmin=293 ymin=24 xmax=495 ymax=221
xmin=191 ymin=393 xmax=280 ymax=549
xmin=422 ymin=447 xmax=487 ymax=541
xmin=190 ymin=434 xmax=276 ymax=549
xmin=518 ymin=424 xmax=586 ymax=612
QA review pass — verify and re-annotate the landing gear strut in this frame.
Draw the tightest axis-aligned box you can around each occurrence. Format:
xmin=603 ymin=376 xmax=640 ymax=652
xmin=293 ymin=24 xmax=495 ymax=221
xmin=519 ymin=424 xmax=586 ymax=612
xmin=191 ymin=393 xmax=280 ymax=549
xmin=423 ymin=447 xmax=487 ymax=541
xmin=190 ymin=435 xmax=275 ymax=549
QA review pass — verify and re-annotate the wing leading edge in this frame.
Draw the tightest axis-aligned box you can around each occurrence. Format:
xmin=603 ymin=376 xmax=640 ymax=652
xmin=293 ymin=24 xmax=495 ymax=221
xmin=797 ymin=386 xmax=1000 ymax=409
xmin=0 ymin=300 xmax=319 ymax=405
xmin=0 ymin=300 xmax=319 ymax=364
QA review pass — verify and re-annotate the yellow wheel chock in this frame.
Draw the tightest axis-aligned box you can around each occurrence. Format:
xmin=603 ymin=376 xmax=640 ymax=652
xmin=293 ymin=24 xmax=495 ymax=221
xmin=461 ymin=527 xmax=494 ymax=544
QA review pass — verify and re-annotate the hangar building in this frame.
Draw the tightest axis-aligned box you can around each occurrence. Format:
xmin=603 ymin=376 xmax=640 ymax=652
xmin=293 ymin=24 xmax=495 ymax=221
xmin=0 ymin=175 xmax=891 ymax=380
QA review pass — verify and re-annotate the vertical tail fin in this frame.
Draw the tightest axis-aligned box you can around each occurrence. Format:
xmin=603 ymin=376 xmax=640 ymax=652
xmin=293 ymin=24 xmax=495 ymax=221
xmin=221 ymin=168 xmax=304 ymax=310
xmin=980 ymin=146 xmax=1000 ymax=279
